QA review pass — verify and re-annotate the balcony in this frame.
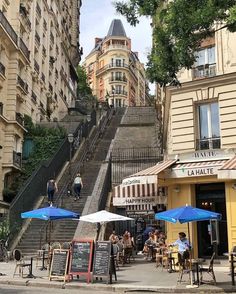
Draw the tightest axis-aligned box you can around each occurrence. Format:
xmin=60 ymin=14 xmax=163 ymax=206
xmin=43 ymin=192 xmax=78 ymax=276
xmin=49 ymin=82 xmax=53 ymax=93
xmin=15 ymin=112 xmax=24 ymax=125
xmin=0 ymin=10 xmax=18 ymax=46
xmin=35 ymin=31 xmax=40 ymax=46
xmin=19 ymin=4 xmax=31 ymax=29
xmin=109 ymin=76 xmax=127 ymax=83
xmin=196 ymin=137 xmax=221 ymax=150
xmin=109 ymin=90 xmax=127 ymax=96
xmin=109 ymin=63 xmax=129 ymax=69
xmin=34 ymin=60 xmax=40 ymax=74
xmin=41 ymin=73 xmax=45 ymax=83
xmin=193 ymin=63 xmax=216 ymax=79
xmin=17 ymin=75 xmax=28 ymax=94
xmin=105 ymin=44 xmax=128 ymax=52
xmin=0 ymin=62 xmax=6 ymax=78
xmin=31 ymin=90 xmax=37 ymax=103
xmin=36 ymin=3 xmax=41 ymax=18
xmin=19 ymin=37 xmax=30 ymax=61
xmin=13 ymin=151 xmax=22 ymax=168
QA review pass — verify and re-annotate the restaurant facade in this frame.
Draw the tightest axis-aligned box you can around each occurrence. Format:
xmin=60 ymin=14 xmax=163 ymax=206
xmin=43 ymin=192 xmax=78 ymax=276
xmin=113 ymin=28 xmax=236 ymax=258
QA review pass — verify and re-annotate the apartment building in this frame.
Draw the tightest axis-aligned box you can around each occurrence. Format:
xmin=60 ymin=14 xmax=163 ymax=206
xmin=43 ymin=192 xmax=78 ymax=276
xmin=156 ymin=27 xmax=236 ymax=257
xmin=83 ymin=19 xmax=149 ymax=108
xmin=0 ymin=0 xmax=81 ymax=204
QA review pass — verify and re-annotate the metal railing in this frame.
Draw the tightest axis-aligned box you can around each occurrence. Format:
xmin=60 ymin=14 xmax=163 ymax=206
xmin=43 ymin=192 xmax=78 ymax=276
xmin=0 ymin=10 xmax=18 ymax=45
xmin=17 ymin=75 xmax=28 ymax=93
xmin=0 ymin=62 xmax=5 ymax=77
xmin=193 ymin=64 xmax=216 ymax=79
xmin=196 ymin=137 xmax=221 ymax=150
xmin=18 ymin=38 xmax=30 ymax=61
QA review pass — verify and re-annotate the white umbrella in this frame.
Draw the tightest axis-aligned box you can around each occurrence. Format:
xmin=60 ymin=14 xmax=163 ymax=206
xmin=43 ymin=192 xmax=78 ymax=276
xmin=79 ymin=210 xmax=133 ymax=224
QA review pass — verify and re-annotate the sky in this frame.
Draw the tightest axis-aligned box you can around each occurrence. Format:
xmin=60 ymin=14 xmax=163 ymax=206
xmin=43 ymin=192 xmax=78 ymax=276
xmin=80 ymin=0 xmax=153 ymax=69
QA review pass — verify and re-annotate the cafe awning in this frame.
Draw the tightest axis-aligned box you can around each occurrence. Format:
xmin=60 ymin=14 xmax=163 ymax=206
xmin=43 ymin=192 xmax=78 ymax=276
xmin=112 ymin=159 xmax=176 ymax=207
xmin=217 ymin=156 xmax=236 ymax=179
xmin=121 ymin=159 xmax=177 ymax=186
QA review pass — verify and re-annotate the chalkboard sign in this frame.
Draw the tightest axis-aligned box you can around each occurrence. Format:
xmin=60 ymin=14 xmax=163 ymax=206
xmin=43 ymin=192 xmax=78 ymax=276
xmin=49 ymin=249 xmax=70 ymax=282
xmin=69 ymin=239 xmax=93 ymax=283
xmin=93 ymin=241 xmax=113 ymax=283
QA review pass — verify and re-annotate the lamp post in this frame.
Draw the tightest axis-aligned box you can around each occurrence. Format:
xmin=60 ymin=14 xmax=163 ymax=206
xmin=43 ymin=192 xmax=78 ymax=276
xmin=112 ymin=89 xmax=115 ymax=108
xmin=67 ymin=133 xmax=74 ymax=177
xmin=98 ymin=103 xmax=102 ymax=120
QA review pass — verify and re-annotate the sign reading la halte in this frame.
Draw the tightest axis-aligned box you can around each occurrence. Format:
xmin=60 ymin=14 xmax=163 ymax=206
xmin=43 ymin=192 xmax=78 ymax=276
xmin=169 ymin=149 xmax=233 ymax=178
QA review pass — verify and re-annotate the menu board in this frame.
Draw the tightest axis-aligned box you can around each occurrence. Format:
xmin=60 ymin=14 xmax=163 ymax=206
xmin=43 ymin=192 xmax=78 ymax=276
xmin=69 ymin=239 xmax=93 ymax=283
xmin=93 ymin=241 xmax=111 ymax=278
xmin=49 ymin=249 xmax=69 ymax=281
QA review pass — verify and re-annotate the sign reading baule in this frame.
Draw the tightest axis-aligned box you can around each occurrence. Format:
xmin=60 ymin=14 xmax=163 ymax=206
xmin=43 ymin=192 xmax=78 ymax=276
xmin=69 ymin=239 xmax=93 ymax=283
xmin=49 ymin=249 xmax=70 ymax=282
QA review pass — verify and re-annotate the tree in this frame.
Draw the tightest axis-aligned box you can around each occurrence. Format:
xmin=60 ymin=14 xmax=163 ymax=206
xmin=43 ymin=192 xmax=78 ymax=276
xmin=77 ymin=65 xmax=92 ymax=98
xmin=115 ymin=0 xmax=236 ymax=86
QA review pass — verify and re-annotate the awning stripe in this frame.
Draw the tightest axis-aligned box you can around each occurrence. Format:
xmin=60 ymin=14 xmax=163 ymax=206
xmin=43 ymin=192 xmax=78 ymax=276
xmin=113 ymin=183 xmax=159 ymax=198
xmin=219 ymin=156 xmax=236 ymax=170
xmin=173 ymin=160 xmax=227 ymax=169
xmin=127 ymin=159 xmax=177 ymax=177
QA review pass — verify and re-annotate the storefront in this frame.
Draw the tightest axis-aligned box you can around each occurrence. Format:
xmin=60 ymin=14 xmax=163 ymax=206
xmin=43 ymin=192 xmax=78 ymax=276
xmin=112 ymin=149 xmax=236 ymax=258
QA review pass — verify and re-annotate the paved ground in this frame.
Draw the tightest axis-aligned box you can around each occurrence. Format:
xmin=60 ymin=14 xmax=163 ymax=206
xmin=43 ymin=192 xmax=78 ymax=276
xmin=0 ymin=255 xmax=235 ymax=293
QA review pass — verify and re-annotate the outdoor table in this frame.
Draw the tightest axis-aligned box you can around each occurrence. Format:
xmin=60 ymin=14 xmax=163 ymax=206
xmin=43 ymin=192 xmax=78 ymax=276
xmin=166 ymin=250 xmax=178 ymax=273
xmin=223 ymin=252 xmax=236 ymax=286
xmin=191 ymin=258 xmax=204 ymax=286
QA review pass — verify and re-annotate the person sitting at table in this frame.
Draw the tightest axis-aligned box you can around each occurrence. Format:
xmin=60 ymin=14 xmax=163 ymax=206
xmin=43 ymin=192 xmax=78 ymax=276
xmin=143 ymin=232 xmax=156 ymax=260
xmin=170 ymin=232 xmax=191 ymax=268
xmin=109 ymin=230 xmax=118 ymax=244
xmin=122 ymin=231 xmax=133 ymax=263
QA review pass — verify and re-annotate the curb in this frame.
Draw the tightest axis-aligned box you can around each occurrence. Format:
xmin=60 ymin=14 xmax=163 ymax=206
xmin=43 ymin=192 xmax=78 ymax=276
xmin=1 ymin=279 xmax=236 ymax=293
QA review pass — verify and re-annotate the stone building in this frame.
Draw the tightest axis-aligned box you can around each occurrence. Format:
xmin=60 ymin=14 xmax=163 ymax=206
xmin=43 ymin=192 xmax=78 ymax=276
xmin=0 ymin=0 xmax=81 ymax=204
xmin=83 ymin=19 xmax=149 ymax=107
xmin=158 ymin=28 xmax=236 ymax=257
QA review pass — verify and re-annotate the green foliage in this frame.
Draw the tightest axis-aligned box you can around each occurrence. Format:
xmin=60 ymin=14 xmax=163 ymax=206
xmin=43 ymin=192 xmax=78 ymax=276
xmin=77 ymin=65 xmax=92 ymax=98
xmin=4 ymin=116 xmax=66 ymax=198
xmin=0 ymin=219 xmax=10 ymax=240
xmin=114 ymin=0 xmax=236 ymax=86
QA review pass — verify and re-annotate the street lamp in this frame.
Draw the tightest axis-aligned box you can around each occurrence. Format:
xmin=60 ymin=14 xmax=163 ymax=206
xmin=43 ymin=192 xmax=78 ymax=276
xmin=67 ymin=133 xmax=74 ymax=173
xmin=98 ymin=103 xmax=102 ymax=119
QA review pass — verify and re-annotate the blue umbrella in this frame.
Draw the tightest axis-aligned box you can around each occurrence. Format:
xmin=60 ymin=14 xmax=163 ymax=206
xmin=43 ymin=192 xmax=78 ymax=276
xmin=21 ymin=205 xmax=79 ymax=220
xmin=155 ymin=205 xmax=221 ymax=224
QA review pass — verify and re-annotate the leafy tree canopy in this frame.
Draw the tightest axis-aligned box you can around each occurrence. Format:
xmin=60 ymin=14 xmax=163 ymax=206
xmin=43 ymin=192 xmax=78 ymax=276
xmin=77 ymin=65 xmax=92 ymax=98
xmin=115 ymin=0 xmax=236 ymax=86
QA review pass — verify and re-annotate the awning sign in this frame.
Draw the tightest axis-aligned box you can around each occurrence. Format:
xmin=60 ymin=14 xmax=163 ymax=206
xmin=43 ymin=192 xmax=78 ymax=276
xmin=113 ymin=195 xmax=166 ymax=207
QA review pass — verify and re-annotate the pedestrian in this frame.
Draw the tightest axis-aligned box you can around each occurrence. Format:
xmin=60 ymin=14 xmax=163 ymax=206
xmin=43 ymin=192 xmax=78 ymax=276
xmin=46 ymin=178 xmax=58 ymax=205
xmin=73 ymin=173 xmax=83 ymax=201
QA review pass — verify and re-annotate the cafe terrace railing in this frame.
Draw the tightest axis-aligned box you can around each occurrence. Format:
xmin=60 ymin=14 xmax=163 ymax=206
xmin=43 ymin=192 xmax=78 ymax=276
xmin=8 ymin=110 xmax=97 ymax=246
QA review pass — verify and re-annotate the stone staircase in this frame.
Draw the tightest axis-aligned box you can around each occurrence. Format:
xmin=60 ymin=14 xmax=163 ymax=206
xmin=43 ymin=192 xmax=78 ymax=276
xmin=16 ymin=109 xmax=124 ymax=256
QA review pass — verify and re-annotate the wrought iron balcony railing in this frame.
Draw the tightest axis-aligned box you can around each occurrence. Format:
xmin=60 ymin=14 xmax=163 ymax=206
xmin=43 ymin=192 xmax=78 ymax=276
xmin=196 ymin=137 xmax=221 ymax=150
xmin=17 ymin=75 xmax=28 ymax=93
xmin=193 ymin=63 xmax=216 ymax=79
xmin=15 ymin=112 xmax=24 ymax=125
xmin=31 ymin=90 xmax=37 ymax=102
xmin=13 ymin=151 xmax=22 ymax=168
xmin=0 ymin=10 xmax=18 ymax=45
xmin=0 ymin=62 xmax=5 ymax=77
xmin=19 ymin=37 xmax=30 ymax=61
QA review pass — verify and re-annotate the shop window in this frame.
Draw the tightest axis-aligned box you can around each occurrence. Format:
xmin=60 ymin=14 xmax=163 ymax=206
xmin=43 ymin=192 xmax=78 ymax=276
xmin=193 ymin=46 xmax=216 ymax=79
xmin=196 ymin=102 xmax=220 ymax=150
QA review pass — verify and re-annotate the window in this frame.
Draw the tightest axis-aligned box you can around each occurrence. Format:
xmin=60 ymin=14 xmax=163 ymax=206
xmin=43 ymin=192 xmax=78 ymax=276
xmin=197 ymin=102 xmax=220 ymax=150
xmin=115 ymin=85 xmax=122 ymax=94
xmin=115 ymin=72 xmax=122 ymax=80
xmin=193 ymin=46 xmax=216 ymax=78
xmin=115 ymin=59 xmax=121 ymax=67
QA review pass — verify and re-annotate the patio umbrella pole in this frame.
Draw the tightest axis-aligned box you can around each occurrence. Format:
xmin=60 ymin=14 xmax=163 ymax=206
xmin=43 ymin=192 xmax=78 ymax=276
xmin=186 ymin=222 xmax=197 ymax=288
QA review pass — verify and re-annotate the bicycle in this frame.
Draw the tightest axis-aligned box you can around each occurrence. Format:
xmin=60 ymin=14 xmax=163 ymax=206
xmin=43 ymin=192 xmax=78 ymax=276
xmin=0 ymin=239 xmax=9 ymax=262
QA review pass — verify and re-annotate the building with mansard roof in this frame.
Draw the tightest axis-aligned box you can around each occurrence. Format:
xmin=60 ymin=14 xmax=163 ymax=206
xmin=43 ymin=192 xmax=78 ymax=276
xmin=83 ymin=19 xmax=150 ymax=108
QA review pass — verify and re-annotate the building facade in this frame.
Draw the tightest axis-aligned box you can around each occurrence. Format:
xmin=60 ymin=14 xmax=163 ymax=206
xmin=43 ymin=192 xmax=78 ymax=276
xmin=83 ymin=19 xmax=149 ymax=108
xmin=0 ymin=0 xmax=81 ymax=204
xmin=160 ymin=27 xmax=236 ymax=257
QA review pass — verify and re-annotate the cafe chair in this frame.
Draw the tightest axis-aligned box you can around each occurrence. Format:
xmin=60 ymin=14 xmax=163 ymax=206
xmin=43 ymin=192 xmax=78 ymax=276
xmin=35 ymin=243 xmax=50 ymax=268
xmin=13 ymin=249 xmax=31 ymax=278
xmin=199 ymin=252 xmax=216 ymax=285
xmin=177 ymin=254 xmax=191 ymax=284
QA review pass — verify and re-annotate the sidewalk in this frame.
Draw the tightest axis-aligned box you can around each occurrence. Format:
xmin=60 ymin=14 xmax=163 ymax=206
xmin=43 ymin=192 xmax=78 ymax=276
xmin=0 ymin=256 xmax=235 ymax=293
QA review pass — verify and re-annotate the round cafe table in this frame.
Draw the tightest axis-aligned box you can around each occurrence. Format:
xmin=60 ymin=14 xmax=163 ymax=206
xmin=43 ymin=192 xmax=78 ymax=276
xmin=191 ymin=258 xmax=204 ymax=286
